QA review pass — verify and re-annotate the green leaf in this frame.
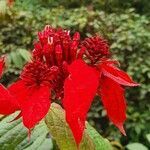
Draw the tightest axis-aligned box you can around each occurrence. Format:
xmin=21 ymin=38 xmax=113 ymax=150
xmin=18 ymin=49 xmax=31 ymax=62
xmin=0 ymin=112 xmax=53 ymax=150
xmin=146 ymin=133 xmax=150 ymax=143
xmin=126 ymin=143 xmax=148 ymax=150
xmin=86 ymin=123 xmax=112 ymax=150
xmin=45 ymin=103 xmax=79 ymax=150
xmin=9 ymin=51 xmax=23 ymax=69
xmin=45 ymin=103 xmax=112 ymax=150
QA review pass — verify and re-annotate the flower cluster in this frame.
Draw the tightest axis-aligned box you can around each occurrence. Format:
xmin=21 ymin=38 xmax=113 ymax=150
xmin=0 ymin=26 xmax=139 ymax=145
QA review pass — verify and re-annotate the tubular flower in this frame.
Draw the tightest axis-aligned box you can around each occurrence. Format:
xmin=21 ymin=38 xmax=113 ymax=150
xmin=0 ymin=26 xmax=139 ymax=145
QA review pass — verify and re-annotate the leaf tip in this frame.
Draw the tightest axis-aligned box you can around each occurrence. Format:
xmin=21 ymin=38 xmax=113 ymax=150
xmin=116 ymin=123 xmax=126 ymax=136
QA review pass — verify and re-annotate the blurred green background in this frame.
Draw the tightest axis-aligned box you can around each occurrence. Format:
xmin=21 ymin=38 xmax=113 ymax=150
xmin=0 ymin=0 xmax=150 ymax=150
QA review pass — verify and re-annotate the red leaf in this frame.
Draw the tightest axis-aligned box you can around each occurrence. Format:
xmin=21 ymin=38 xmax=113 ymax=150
xmin=8 ymin=80 xmax=29 ymax=108
xmin=63 ymin=59 xmax=99 ymax=144
xmin=101 ymin=62 xmax=139 ymax=86
xmin=0 ymin=84 xmax=17 ymax=115
xmin=99 ymin=76 xmax=126 ymax=135
xmin=9 ymin=80 xmax=51 ymax=129
xmin=22 ymin=85 xmax=51 ymax=129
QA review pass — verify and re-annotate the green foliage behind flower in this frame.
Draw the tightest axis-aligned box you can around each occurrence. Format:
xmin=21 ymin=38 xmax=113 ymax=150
xmin=0 ymin=1 xmax=149 ymax=149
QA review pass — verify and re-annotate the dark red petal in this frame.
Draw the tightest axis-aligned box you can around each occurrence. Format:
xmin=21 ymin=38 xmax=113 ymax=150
xmin=63 ymin=59 xmax=99 ymax=144
xmin=0 ymin=57 xmax=4 ymax=78
xmin=0 ymin=84 xmax=17 ymax=115
xmin=101 ymin=62 xmax=139 ymax=86
xmin=99 ymin=76 xmax=126 ymax=135
xmin=22 ymin=86 xmax=51 ymax=129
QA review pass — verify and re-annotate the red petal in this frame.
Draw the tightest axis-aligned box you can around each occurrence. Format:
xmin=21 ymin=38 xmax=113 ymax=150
xmin=99 ymin=76 xmax=126 ymax=135
xmin=0 ymin=57 xmax=4 ymax=78
xmin=22 ymin=85 xmax=50 ymax=129
xmin=8 ymin=80 xmax=29 ymax=108
xmin=0 ymin=84 xmax=17 ymax=115
xmin=101 ymin=62 xmax=139 ymax=86
xmin=9 ymin=80 xmax=51 ymax=128
xmin=63 ymin=59 xmax=99 ymax=144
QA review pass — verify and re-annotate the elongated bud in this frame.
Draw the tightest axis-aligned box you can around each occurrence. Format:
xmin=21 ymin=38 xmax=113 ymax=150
xmin=70 ymin=32 xmax=80 ymax=61
xmin=63 ymin=41 xmax=69 ymax=61
xmin=73 ymin=32 xmax=80 ymax=41
xmin=43 ymin=44 xmax=52 ymax=64
xmin=62 ymin=61 xmax=69 ymax=76
xmin=50 ymin=66 xmax=59 ymax=80
xmin=55 ymin=45 xmax=63 ymax=65
xmin=32 ymin=42 xmax=43 ymax=59
xmin=77 ymin=47 xmax=86 ymax=59
xmin=70 ymin=41 xmax=78 ymax=61
xmin=38 ymin=31 xmax=48 ymax=45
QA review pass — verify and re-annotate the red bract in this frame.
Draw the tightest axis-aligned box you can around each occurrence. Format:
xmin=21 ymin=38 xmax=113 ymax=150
xmin=79 ymin=36 xmax=139 ymax=135
xmin=0 ymin=57 xmax=17 ymax=115
xmin=0 ymin=26 xmax=139 ymax=145
xmin=63 ymin=59 xmax=99 ymax=144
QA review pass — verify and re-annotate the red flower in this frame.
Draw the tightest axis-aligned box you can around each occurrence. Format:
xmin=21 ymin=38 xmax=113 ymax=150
xmin=0 ymin=26 xmax=139 ymax=145
xmin=1 ymin=26 xmax=82 ymax=133
xmin=63 ymin=36 xmax=139 ymax=143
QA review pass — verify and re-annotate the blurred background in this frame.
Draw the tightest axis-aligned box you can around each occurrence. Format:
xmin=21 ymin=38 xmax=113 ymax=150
xmin=0 ymin=0 xmax=150 ymax=150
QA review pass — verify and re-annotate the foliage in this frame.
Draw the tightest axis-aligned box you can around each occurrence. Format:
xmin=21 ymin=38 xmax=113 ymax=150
xmin=126 ymin=143 xmax=149 ymax=150
xmin=0 ymin=104 xmax=112 ymax=150
xmin=45 ymin=103 xmax=112 ymax=150
xmin=14 ymin=0 xmax=150 ymax=14
xmin=0 ymin=113 xmax=53 ymax=150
